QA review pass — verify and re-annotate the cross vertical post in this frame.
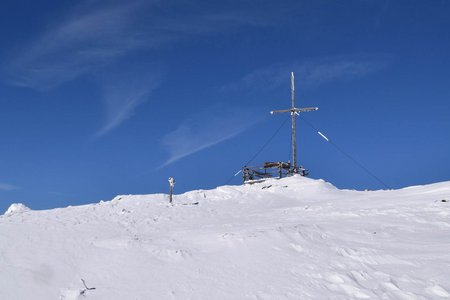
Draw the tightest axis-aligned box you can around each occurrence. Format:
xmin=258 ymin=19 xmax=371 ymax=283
xmin=291 ymin=72 xmax=296 ymax=171
xmin=270 ymin=72 xmax=318 ymax=174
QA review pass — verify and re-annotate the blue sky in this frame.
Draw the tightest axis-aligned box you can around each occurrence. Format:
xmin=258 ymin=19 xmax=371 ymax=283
xmin=1 ymin=0 xmax=449 ymax=211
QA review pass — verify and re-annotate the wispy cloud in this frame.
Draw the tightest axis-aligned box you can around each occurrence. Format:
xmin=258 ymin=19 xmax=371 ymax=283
xmin=0 ymin=183 xmax=19 ymax=191
xmin=160 ymin=107 xmax=261 ymax=167
xmin=3 ymin=0 xmax=285 ymax=135
xmin=221 ymin=54 xmax=392 ymax=92
xmin=4 ymin=1 xmax=282 ymax=91
xmin=5 ymin=2 xmax=147 ymax=90
xmin=94 ymin=63 xmax=163 ymax=137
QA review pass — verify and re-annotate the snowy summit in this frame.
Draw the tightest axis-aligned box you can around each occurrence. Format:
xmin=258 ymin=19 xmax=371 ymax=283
xmin=1 ymin=176 xmax=450 ymax=299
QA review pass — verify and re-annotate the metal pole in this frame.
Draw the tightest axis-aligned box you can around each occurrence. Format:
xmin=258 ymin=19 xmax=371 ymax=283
xmin=168 ymin=177 xmax=175 ymax=204
xmin=291 ymin=72 xmax=297 ymax=172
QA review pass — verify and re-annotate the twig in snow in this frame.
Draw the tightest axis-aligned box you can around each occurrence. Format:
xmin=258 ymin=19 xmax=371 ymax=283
xmin=80 ymin=279 xmax=96 ymax=296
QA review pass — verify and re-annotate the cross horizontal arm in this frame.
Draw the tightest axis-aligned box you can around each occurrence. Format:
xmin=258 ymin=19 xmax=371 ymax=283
xmin=270 ymin=107 xmax=319 ymax=114
xmin=294 ymin=107 xmax=319 ymax=113
xmin=270 ymin=109 xmax=291 ymax=114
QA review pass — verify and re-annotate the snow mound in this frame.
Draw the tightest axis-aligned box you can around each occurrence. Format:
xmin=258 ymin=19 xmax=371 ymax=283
xmin=4 ymin=203 xmax=30 ymax=215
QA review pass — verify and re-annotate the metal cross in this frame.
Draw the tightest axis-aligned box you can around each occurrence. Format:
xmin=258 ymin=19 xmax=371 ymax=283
xmin=270 ymin=72 xmax=318 ymax=173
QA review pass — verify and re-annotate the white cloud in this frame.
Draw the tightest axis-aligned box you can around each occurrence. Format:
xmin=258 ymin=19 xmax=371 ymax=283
xmin=160 ymin=107 xmax=261 ymax=167
xmin=221 ymin=54 xmax=391 ymax=92
xmin=4 ymin=1 xmax=282 ymax=91
xmin=0 ymin=183 xmax=18 ymax=191
xmin=3 ymin=1 xmax=285 ymax=135
xmin=5 ymin=2 xmax=147 ymax=90
xmin=2 ymin=0 xmax=298 ymax=137
xmin=94 ymin=64 xmax=163 ymax=137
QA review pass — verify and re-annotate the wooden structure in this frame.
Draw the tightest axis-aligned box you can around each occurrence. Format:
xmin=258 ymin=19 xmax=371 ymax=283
xmin=242 ymin=72 xmax=318 ymax=182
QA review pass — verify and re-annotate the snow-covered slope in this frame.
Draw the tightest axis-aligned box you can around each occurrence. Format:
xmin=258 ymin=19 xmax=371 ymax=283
xmin=1 ymin=176 xmax=450 ymax=299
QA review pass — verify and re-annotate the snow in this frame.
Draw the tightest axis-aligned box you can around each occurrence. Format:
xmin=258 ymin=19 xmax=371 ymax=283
xmin=1 ymin=176 xmax=450 ymax=299
xmin=4 ymin=203 xmax=30 ymax=215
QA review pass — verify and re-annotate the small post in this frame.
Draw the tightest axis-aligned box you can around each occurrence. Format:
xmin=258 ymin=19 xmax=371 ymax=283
xmin=168 ymin=177 xmax=175 ymax=204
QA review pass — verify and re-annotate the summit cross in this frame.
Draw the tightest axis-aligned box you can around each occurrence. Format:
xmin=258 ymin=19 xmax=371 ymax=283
xmin=270 ymin=72 xmax=318 ymax=173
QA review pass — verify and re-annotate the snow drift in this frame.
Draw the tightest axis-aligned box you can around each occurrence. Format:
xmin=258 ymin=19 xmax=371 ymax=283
xmin=1 ymin=176 xmax=449 ymax=299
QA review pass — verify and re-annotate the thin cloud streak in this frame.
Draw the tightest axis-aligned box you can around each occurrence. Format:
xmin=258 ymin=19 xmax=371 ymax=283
xmin=5 ymin=2 xmax=147 ymax=90
xmin=160 ymin=108 xmax=261 ymax=167
xmin=3 ymin=1 xmax=286 ymax=135
xmin=4 ymin=1 xmax=283 ymax=91
xmin=221 ymin=54 xmax=392 ymax=93
xmin=0 ymin=183 xmax=19 ymax=191
xmin=94 ymin=65 xmax=163 ymax=138
xmin=2 ymin=0 xmax=298 ymax=138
